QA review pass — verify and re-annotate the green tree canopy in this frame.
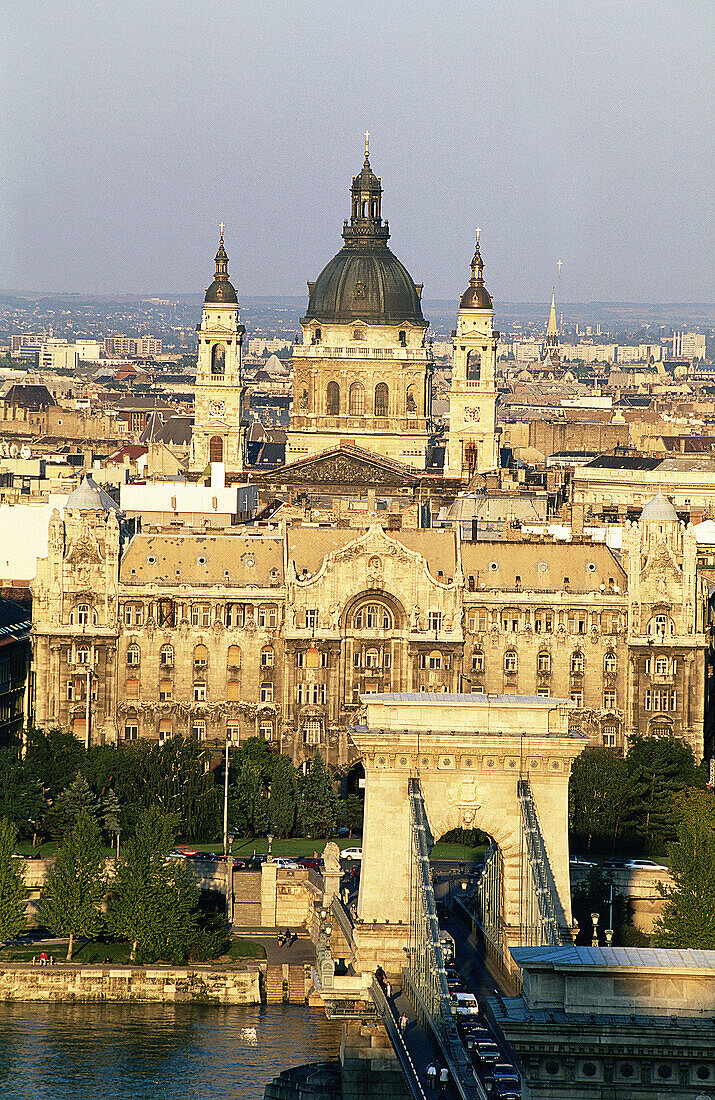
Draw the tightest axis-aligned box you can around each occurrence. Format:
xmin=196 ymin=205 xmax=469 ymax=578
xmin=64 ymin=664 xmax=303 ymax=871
xmin=24 ymin=727 xmax=85 ymax=803
xmin=268 ymin=754 xmax=298 ymax=838
xmin=0 ymin=816 xmax=26 ymax=944
xmin=47 ymin=776 xmax=99 ymax=839
xmin=569 ymin=746 xmax=629 ymax=851
xmin=107 ymin=807 xmax=199 ymax=963
xmin=0 ymin=748 xmax=44 ymax=840
xmin=653 ymin=789 xmax=715 ymax=949
xmin=300 ymin=751 xmax=338 ymax=839
xmin=624 ymin=735 xmax=705 ymax=848
xmin=40 ymin=810 xmax=106 ymax=961
xmin=227 ymin=737 xmax=276 ymax=837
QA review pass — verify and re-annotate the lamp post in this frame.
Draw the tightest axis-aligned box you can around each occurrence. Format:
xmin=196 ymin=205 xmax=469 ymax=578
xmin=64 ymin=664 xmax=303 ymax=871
xmin=267 ymin=832 xmax=274 ymax=861
xmin=591 ymin=911 xmax=600 ymax=947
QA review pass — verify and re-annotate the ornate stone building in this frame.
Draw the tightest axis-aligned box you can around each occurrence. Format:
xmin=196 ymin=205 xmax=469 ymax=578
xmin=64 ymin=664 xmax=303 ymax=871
xmin=191 ymin=228 xmax=246 ymax=474
xmin=30 ymin=487 xmax=708 ymax=764
xmin=444 ymin=231 xmax=499 ymax=478
xmin=286 ymin=139 xmax=434 ymax=470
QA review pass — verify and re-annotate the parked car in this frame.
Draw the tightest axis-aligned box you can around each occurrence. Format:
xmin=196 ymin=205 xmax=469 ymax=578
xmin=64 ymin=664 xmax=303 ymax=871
xmin=172 ymin=845 xmax=198 ymax=856
xmin=187 ymin=851 xmax=219 ymax=864
xmin=297 ymin=857 xmax=322 ymax=871
xmin=341 ymin=847 xmax=363 ymax=861
xmin=623 ymin=858 xmax=667 ymax=871
xmin=569 ymin=855 xmax=597 ymax=868
xmin=270 ymin=858 xmax=300 ymax=868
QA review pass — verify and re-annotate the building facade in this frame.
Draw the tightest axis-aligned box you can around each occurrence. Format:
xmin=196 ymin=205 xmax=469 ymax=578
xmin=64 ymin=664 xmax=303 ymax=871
xmin=286 ymin=141 xmax=434 ymax=469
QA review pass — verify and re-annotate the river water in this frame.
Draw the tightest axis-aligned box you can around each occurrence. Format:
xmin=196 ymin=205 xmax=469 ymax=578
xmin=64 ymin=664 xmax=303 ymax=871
xmin=0 ymin=1002 xmax=343 ymax=1100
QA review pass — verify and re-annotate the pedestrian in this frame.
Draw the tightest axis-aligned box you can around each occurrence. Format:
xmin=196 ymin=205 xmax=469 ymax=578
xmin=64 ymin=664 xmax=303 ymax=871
xmin=385 ymin=980 xmax=391 ymax=999
xmin=426 ymin=1062 xmax=437 ymax=1090
xmin=399 ymin=1011 xmax=408 ymax=1034
xmin=439 ymin=1066 xmax=449 ymax=1093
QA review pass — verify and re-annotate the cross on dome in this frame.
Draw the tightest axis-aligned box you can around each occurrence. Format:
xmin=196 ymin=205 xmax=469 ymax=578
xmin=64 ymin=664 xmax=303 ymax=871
xmin=364 ymin=130 xmax=370 ymax=158
xmin=219 ymin=221 xmax=225 ymax=240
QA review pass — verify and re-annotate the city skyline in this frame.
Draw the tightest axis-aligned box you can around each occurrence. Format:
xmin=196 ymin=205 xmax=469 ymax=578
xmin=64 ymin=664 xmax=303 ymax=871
xmin=2 ymin=2 xmax=712 ymax=303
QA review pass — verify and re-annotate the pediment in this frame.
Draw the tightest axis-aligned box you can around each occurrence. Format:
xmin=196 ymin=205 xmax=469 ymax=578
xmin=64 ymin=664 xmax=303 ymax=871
xmin=261 ymin=445 xmax=419 ymax=487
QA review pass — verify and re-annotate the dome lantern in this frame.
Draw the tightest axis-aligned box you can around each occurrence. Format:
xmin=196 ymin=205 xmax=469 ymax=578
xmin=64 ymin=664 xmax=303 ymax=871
xmin=204 ymin=225 xmax=238 ymax=305
xmin=459 ymin=228 xmax=493 ymax=310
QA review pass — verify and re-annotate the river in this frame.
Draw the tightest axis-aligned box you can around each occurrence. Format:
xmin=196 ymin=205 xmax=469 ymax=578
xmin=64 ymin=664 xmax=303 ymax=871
xmin=0 ymin=1002 xmax=343 ymax=1099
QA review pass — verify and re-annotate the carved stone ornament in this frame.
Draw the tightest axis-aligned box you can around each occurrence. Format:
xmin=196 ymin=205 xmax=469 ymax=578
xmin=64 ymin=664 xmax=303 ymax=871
xmin=447 ymin=775 xmax=486 ymax=827
xmin=294 ymin=453 xmax=414 ymax=487
xmin=65 ymin=534 xmax=103 ymax=567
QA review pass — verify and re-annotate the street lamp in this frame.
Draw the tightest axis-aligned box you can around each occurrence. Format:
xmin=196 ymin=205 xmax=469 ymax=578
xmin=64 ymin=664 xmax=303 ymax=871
xmin=267 ymin=832 xmax=274 ymax=860
xmin=591 ymin=912 xmax=600 ymax=947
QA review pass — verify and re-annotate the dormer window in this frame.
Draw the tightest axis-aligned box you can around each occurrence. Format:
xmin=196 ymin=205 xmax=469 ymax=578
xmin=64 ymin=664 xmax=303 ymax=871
xmin=398 ymin=330 xmax=407 ymax=347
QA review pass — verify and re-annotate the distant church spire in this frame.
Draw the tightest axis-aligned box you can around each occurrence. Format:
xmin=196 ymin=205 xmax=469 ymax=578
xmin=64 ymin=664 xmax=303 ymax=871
xmin=544 ymin=289 xmax=560 ymax=366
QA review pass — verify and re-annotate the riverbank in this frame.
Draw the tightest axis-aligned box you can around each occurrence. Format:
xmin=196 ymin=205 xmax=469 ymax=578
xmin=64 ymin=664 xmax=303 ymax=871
xmin=0 ymin=962 xmax=261 ymax=1003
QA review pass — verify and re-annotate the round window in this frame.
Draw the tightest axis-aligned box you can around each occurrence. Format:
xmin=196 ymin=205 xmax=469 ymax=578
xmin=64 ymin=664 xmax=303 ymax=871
xmin=489 ymin=561 xmax=499 ymax=572
xmin=147 ymin=556 xmax=156 ymax=565
xmin=587 ymin=561 xmax=596 ymax=572
xmin=464 ymin=758 xmax=473 ymax=768
xmin=197 ymin=556 xmax=206 ymax=565
xmin=537 ymin=561 xmax=548 ymax=573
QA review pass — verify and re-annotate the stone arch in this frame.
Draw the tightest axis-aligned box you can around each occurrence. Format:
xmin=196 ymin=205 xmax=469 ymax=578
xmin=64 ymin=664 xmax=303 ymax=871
xmin=209 ymin=436 xmax=223 ymax=463
xmin=349 ymin=381 xmax=364 ymax=416
xmin=326 ymin=380 xmax=340 ymax=415
xmin=374 ymin=382 xmax=389 ymax=417
xmin=467 ymin=350 xmax=481 ymax=381
xmin=211 ymin=343 xmax=226 ymax=375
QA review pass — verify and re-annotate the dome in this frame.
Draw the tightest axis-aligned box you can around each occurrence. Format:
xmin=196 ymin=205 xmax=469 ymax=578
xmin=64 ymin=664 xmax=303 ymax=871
xmin=459 ymin=232 xmax=493 ymax=311
xmin=66 ymin=475 xmax=105 ymax=511
xmin=304 ymin=247 xmax=425 ymax=326
xmin=204 ymin=232 xmax=238 ymax=305
xmin=302 ymin=145 xmax=425 ymax=328
xmin=640 ymin=491 xmax=678 ymax=523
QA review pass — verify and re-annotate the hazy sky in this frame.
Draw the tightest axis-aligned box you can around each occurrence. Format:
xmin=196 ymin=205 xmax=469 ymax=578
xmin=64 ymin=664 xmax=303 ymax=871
xmin=2 ymin=1 xmax=712 ymax=303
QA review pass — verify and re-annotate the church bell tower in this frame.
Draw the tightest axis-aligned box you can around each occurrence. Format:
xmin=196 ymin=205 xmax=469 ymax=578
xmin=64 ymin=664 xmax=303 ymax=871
xmin=445 ymin=231 xmax=499 ymax=478
xmin=192 ymin=227 xmax=246 ymax=474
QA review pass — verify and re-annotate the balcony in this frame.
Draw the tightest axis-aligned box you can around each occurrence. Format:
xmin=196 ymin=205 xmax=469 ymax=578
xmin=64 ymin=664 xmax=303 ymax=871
xmin=291 ymin=345 xmax=432 ymax=363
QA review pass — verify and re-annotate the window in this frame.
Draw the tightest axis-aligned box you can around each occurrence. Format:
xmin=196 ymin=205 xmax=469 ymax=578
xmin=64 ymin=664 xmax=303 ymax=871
xmin=226 ymin=724 xmax=240 ymax=742
xmin=160 ymin=645 xmax=174 ymax=667
xmin=261 ymin=646 xmax=274 ymax=668
xmin=259 ymin=721 xmax=274 ymax=741
xmin=127 ymin=645 xmax=140 ymax=666
xmin=537 ymin=688 xmax=550 ymax=698
xmin=192 ymin=604 xmax=210 ymax=628
xmin=603 ymin=691 xmax=616 ymax=710
xmin=654 ymin=657 xmax=668 ymax=675
xmin=225 ymin=603 xmax=244 ymax=628
xmin=604 ymin=652 xmax=616 ymax=674
xmin=428 ymin=611 xmax=443 ymax=633
xmin=534 ymin=611 xmax=553 ymax=634
xmin=260 ymin=682 xmax=274 ymax=703
xmin=126 ymin=677 xmax=139 ymax=698
xmin=227 ymin=644 xmax=241 ymax=669
xmin=209 ymin=436 xmax=224 ymax=462
xmin=306 ymin=609 xmax=318 ymax=629
xmin=326 ymin=381 xmax=340 ymax=415
xmin=472 ymin=651 xmax=484 ymax=673
xmin=296 ymin=651 xmax=305 ymax=668
xmin=349 ymin=381 xmax=364 ymax=416
xmin=365 ymin=648 xmax=379 ymax=669
xmin=603 ymin=726 xmax=617 ymax=748
xmin=227 ymin=680 xmax=241 ymax=701
xmin=158 ymin=600 xmax=175 ymax=627
xmin=191 ymin=720 xmax=206 ymax=741
xmin=354 ymin=604 xmax=392 ymax=630
xmin=159 ymin=719 xmax=172 ymax=739
xmin=645 ymin=689 xmax=652 ymax=711
xmin=428 ymin=650 xmax=442 ymax=670
xmin=303 ymin=719 xmax=322 ymax=745
xmin=194 ymin=682 xmax=206 ymax=702
xmin=374 ymin=382 xmax=389 ymax=416
xmin=571 ymin=652 xmax=584 ymax=674
xmin=159 ymin=679 xmax=172 ymax=701
xmin=77 ymin=604 xmax=90 ymax=626
xmin=311 ymin=683 xmax=326 ymax=705
xmin=258 ymin=605 xmax=278 ymax=628
xmin=321 ymin=650 xmax=329 ymax=669
xmin=76 ymin=646 xmax=90 ymax=665
xmin=570 ymin=690 xmax=583 ymax=707
xmin=211 ymin=343 xmax=226 ymax=375
xmin=504 ymin=650 xmax=517 ymax=673
xmin=194 ymin=644 xmax=208 ymax=667
xmin=398 ymin=330 xmax=407 ymax=347
xmin=537 ymin=652 xmax=551 ymax=673
xmin=124 ymin=721 xmax=138 ymax=741
xmin=466 ymin=350 xmax=481 ymax=381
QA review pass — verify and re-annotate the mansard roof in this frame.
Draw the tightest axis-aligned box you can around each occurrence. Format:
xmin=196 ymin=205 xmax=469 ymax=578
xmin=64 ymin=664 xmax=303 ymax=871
xmin=120 ymin=533 xmax=284 ymax=587
xmin=460 ymin=540 xmax=626 ymax=594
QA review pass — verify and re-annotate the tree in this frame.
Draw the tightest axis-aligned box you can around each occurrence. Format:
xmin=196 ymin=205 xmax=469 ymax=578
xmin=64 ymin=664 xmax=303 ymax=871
xmin=653 ymin=790 xmax=715 ymax=948
xmin=300 ymin=751 xmax=338 ymax=839
xmin=268 ymin=755 xmax=298 ymax=838
xmin=40 ymin=810 xmax=106 ymax=961
xmin=107 ymin=807 xmax=199 ymax=963
xmin=0 ymin=748 xmax=44 ymax=840
xmin=569 ymin=747 xmax=629 ymax=851
xmin=24 ymin=727 xmax=86 ymax=803
xmin=102 ymin=790 xmax=121 ymax=847
xmin=142 ymin=738 xmax=220 ymax=840
xmin=47 ymin=776 xmax=100 ymax=839
xmin=624 ymin=735 xmax=704 ymax=850
xmin=0 ymin=817 xmax=26 ymax=944
xmin=227 ymin=738 xmax=275 ymax=837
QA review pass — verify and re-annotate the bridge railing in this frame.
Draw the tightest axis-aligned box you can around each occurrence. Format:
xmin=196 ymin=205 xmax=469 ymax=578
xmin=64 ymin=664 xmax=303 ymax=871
xmin=517 ymin=775 xmax=561 ymax=946
xmin=406 ymin=777 xmax=484 ymax=1100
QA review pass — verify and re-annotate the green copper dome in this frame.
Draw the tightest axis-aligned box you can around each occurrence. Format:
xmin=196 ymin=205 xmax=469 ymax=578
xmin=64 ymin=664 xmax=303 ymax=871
xmin=302 ymin=151 xmax=425 ymax=327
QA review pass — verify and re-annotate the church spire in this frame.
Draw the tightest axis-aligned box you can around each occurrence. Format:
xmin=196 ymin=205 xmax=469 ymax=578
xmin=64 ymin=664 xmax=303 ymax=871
xmin=345 ymin=135 xmax=389 ymax=248
xmin=459 ymin=228 xmax=492 ymax=310
xmin=546 ymin=290 xmax=558 ymax=343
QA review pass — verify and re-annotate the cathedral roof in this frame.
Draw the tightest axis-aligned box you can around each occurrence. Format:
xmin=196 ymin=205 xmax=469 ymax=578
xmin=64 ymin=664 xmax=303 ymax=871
xmin=302 ymin=144 xmax=425 ymax=327
xmin=640 ymin=491 xmax=678 ymax=524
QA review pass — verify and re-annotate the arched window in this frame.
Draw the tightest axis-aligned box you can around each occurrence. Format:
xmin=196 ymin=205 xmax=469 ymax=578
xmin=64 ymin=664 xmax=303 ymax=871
xmin=194 ymin=644 xmax=208 ymax=667
xmin=406 ymin=384 xmax=417 ymax=414
xmin=353 ymin=603 xmax=393 ymax=630
xmin=398 ymin=330 xmax=407 ymax=347
xmin=374 ymin=382 xmax=389 ymax=416
xmin=211 ymin=343 xmax=226 ymax=375
xmin=227 ymin=645 xmax=241 ymax=669
xmin=349 ymin=382 xmax=364 ymax=416
xmin=327 ymin=381 xmax=340 ymax=415
xmin=209 ymin=436 xmax=223 ymax=463
xmin=467 ymin=350 xmax=481 ymax=381
xmin=571 ymin=651 xmax=584 ymax=674
xmin=160 ymin=644 xmax=174 ymax=667
xmin=261 ymin=645 xmax=274 ymax=668
xmin=365 ymin=648 xmax=380 ymax=669
xmin=648 ymin=613 xmax=675 ymax=638
xmin=464 ymin=441 xmax=479 ymax=474
xmin=77 ymin=604 xmax=90 ymax=626
xmin=504 ymin=650 xmax=517 ymax=673
xmin=362 ymin=200 xmax=369 ymax=217
xmin=537 ymin=651 xmax=551 ymax=673
xmin=604 ymin=652 xmax=616 ymax=674
xmin=76 ymin=645 xmax=90 ymax=665
xmin=127 ymin=645 xmax=140 ymax=667
xmin=428 ymin=650 xmax=442 ymax=670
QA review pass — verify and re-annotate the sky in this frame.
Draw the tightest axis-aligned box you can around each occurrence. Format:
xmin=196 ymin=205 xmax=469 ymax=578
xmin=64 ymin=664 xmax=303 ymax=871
xmin=1 ymin=1 xmax=713 ymax=303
